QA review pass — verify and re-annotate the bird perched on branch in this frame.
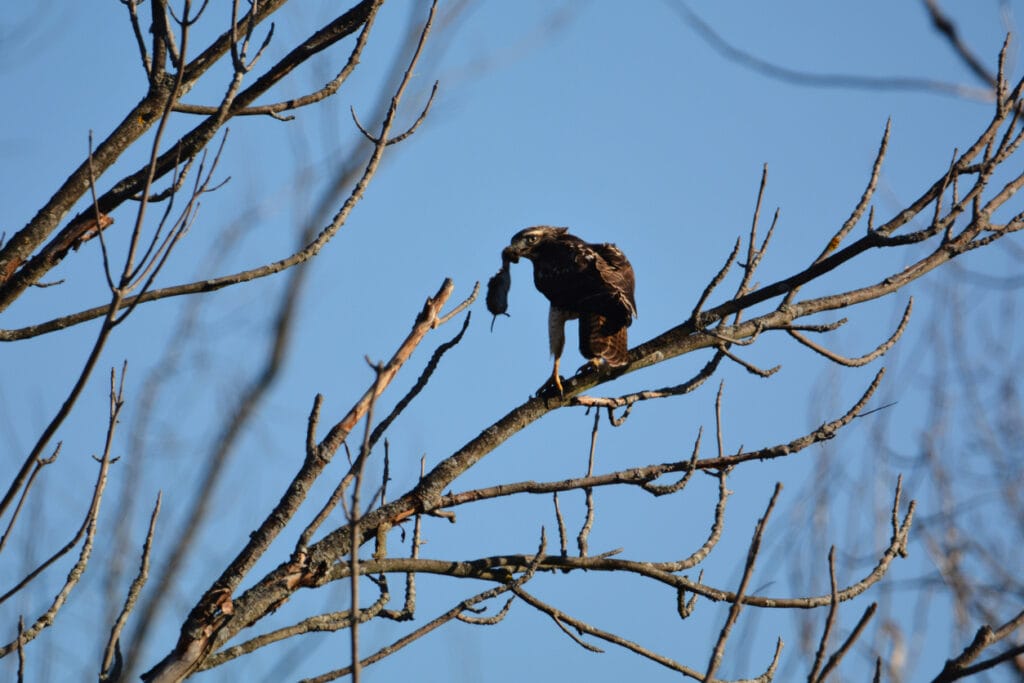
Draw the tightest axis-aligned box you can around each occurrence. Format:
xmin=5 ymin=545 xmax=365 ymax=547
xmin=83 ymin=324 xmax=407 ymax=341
xmin=488 ymin=226 xmax=637 ymax=395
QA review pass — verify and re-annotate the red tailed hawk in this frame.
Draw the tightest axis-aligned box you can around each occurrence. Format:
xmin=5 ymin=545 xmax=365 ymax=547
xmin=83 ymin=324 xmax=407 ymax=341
xmin=489 ymin=226 xmax=637 ymax=394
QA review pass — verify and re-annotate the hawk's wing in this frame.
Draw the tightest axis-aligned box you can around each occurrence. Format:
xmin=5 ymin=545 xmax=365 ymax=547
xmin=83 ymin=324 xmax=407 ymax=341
xmin=590 ymin=242 xmax=637 ymax=324
xmin=574 ymin=242 xmax=635 ymax=367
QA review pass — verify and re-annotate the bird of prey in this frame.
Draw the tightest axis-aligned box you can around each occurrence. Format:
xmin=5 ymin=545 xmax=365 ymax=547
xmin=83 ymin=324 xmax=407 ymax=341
xmin=489 ymin=226 xmax=637 ymax=395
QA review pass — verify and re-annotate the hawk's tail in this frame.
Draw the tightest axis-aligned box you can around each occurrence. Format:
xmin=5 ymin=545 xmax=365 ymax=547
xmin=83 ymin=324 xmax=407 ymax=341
xmin=579 ymin=314 xmax=629 ymax=367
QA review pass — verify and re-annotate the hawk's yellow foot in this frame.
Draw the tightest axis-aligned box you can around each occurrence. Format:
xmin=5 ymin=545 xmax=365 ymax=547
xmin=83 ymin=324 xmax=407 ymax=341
xmin=551 ymin=357 xmax=565 ymax=396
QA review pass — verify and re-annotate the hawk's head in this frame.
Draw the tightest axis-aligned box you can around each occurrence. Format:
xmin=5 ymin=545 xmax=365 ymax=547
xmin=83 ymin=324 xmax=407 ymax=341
xmin=502 ymin=226 xmax=568 ymax=263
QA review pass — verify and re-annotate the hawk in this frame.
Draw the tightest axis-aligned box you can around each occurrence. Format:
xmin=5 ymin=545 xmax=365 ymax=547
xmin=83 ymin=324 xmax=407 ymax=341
xmin=489 ymin=226 xmax=637 ymax=394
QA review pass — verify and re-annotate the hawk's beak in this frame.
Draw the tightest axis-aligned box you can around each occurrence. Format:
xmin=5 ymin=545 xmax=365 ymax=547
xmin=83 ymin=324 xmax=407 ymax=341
xmin=501 ymin=246 xmax=520 ymax=264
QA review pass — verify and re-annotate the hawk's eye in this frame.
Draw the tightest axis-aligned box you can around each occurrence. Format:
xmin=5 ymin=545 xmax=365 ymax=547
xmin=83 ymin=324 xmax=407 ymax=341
xmin=526 ymin=235 xmax=538 ymax=244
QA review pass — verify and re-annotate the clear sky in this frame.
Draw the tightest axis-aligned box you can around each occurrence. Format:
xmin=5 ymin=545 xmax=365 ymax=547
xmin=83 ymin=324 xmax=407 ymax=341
xmin=1 ymin=2 xmax=1020 ymax=681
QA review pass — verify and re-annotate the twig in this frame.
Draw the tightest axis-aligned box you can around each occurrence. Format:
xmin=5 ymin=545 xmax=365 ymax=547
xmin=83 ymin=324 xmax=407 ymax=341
xmin=931 ymin=608 xmax=1024 ymax=682
xmin=368 ymin=307 xmax=474 ymax=450
xmin=572 ymin=350 xmax=724 ymax=410
xmin=691 ymin=237 xmax=741 ymax=327
xmin=100 ymin=492 xmax=162 ymax=681
xmin=642 ymin=427 xmax=702 ymax=496
xmin=671 ymin=3 xmax=993 ymax=100
xmin=122 ymin=0 xmax=152 ymax=77
xmin=553 ymin=493 xmax=568 ymax=557
xmin=704 ymin=483 xmax=782 ymax=681
xmin=715 ymin=381 xmax=726 ymax=459
xmin=576 ymin=411 xmax=599 ymax=556
xmin=922 ymin=0 xmax=998 ymax=87
xmin=382 ymin=81 xmax=440 ymax=146
xmin=455 ymin=597 xmax=515 ymax=626
xmin=808 ymin=547 xmax=839 ymax=682
xmin=16 ymin=615 xmax=25 ymax=682
xmin=350 ymin=0 xmax=437 ymax=147
xmin=676 ymin=570 xmax=702 ymax=620
xmin=514 ymin=585 xmax=781 ymax=682
xmin=733 ymin=164 xmax=776 ymax=307
xmin=718 ymin=344 xmax=780 ymax=377
xmin=292 ymin=579 xmax=525 ymax=683
xmin=200 ymin=588 xmax=392 ymax=671
xmin=349 ymin=361 xmax=386 ymax=683
xmin=0 ymin=443 xmax=60 ymax=554
xmin=829 ymin=122 xmax=888 ymax=259
xmin=787 ymin=298 xmax=913 ymax=367
xmin=661 ymin=469 xmax=731 ymax=571
xmin=816 ymin=601 xmax=878 ymax=681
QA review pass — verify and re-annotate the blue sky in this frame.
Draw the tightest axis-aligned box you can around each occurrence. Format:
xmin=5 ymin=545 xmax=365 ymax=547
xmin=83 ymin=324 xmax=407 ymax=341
xmin=1 ymin=2 xmax=1021 ymax=681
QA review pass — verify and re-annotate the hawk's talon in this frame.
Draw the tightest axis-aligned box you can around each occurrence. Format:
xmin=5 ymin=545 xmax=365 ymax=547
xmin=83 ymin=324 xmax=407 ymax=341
xmin=536 ymin=375 xmax=565 ymax=399
xmin=577 ymin=358 xmax=608 ymax=376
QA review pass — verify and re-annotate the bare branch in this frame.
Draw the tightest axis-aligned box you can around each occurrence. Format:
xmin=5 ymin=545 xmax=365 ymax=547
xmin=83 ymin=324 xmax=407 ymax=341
xmin=199 ymin=586 xmax=392 ymax=672
xmin=641 ymin=427 xmax=702 ymax=496
xmin=100 ymin=492 xmax=162 ymax=681
xmin=347 ymin=504 xmax=908 ymax=610
xmin=787 ymin=298 xmax=913 ymax=367
xmin=144 ymin=277 xmax=455 ymax=679
xmin=733 ymin=163 xmax=775 ymax=305
xmin=808 ymin=547 xmax=839 ymax=682
xmin=16 ymin=615 xmax=25 ymax=683
xmin=385 ymin=81 xmax=440 ymax=145
xmin=0 ymin=365 xmax=124 ymax=655
xmin=718 ymin=344 xmax=780 ymax=377
xmin=576 ymin=411 xmax=600 ymax=557
xmin=285 ymin=527 xmax=547 ymax=683
xmin=571 ymin=350 xmax=724 ymax=410
xmin=348 ymin=360 xmax=387 ymax=683
xmin=704 ymin=483 xmax=782 ymax=681
xmin=553 ymin=492 xmax=568 ymax=557
xmin=440 ymin=369 xmax=885 ymax=512
xmin=670 ymin=3 xmax=993 ymax=100
xmin=290 ymin=580 xmax=520 ymax=683
xmin=368 ymin=307 xmax=474 ymax=450
xmin=816 ymin=602 xmax=878 ymax=682
xmin=827 ymin=120 xmax=889 ymax=260
xmin=121 ymin=0 xmax=153 ymax=77
xmin=0 ymin=443 xmax=60 ymax=555
xmin=514 ymin=585 xmax=781 ymax=682
xmin=922 ymin=0 xmax=998 ymax=87
xmin=652 ymin=469 xmax=732 ymax=573
xmin=455 ymin=597 xmax=515 ymax=626
xmin=931 ymin=608 xmax=1024 ymax=682
xmin=692 ymin=237 xmax=741 ymax=327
